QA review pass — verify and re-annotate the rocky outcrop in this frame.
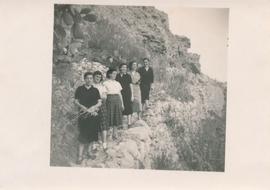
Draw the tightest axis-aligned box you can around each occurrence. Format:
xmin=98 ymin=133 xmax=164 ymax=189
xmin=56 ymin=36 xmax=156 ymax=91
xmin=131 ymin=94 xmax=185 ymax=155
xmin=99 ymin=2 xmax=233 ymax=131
xmin=51 ymin=5 xmax=226 ymax=171
xmin=53 ymin=4 xmax=200 ymax=74
xmin=75 ymin=120 xmax=152 ymax=168
xmin=67 ymin=119 xmax=183 ymax=170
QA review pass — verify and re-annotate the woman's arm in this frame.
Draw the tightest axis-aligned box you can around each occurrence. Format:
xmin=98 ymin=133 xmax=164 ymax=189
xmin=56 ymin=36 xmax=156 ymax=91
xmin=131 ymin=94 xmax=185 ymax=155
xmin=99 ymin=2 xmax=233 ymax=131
xmin=89 ymin=90 xmax=102 ymax=112
xmin=74 ymin=99 xmax=87 ymax=111
xmin=74 ymin=87 xmax=87 ymax=111
xmin=129 ymin=75 xmax=134 ymax=101
xmin=88 ymin=99 xmax=102 ymax=115
xmin=119 ymin=92 xmax=124 ymax=110
xmin=91 ymin=99 xmax=102 ymax=111
xmin=130 ymin=83 xmax=134 ymax=101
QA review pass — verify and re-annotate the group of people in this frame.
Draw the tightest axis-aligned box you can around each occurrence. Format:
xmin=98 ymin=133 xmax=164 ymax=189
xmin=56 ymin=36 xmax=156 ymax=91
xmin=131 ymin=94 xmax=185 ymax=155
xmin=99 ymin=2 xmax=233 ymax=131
xmin=74 ymin=58 xmax=154 ymax=164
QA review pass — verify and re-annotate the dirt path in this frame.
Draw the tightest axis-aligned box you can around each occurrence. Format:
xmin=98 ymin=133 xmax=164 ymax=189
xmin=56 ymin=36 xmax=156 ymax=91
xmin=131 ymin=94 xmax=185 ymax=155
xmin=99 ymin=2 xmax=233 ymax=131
xmin=69 ymin=83 xmax=185 ymax=170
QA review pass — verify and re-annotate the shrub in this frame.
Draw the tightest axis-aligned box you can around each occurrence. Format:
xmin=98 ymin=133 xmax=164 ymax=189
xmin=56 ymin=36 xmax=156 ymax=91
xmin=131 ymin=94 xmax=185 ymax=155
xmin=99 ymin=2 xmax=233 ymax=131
xmin=164 ymin=69 xmax=194 ymax=102
xmin=86 ymin=19 xmax=148 ymax=62
xmin=163 ymin=100 xmax=225 ymax=171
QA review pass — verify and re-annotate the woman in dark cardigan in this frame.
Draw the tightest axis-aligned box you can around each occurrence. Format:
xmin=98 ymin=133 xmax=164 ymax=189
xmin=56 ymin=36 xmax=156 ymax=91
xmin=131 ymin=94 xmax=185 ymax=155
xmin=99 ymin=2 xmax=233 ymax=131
xmin=74 ymin=72 xmax=102 ymax=164
xmin=138 ymin=58 xmax=154 ymax=110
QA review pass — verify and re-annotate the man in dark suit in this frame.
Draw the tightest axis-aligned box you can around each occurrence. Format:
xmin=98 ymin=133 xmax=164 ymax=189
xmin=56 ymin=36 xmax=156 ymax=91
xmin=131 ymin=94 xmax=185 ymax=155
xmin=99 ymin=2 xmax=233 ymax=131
xmin=138 ymin=58 xmax=154 ymax=110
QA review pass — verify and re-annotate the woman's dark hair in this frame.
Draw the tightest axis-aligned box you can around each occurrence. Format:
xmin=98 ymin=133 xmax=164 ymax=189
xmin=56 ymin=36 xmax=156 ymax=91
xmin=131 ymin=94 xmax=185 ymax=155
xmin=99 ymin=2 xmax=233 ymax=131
xmin=119 ymin=63 xmax=128 ymax=70
xmin=107 ymin=56 xmax=113 ymax=60
xmin=129 ymin=60 xmax=137 ymax=70
xmin=143 ymin=57 xmax=150 ymax=62
xmin=93 ymin=70 xmax=103 ymax=81
xmin=106 ymin=68 xmax=117 ymax=79
xmin=83 ymin=72 xmax=93 ymax=79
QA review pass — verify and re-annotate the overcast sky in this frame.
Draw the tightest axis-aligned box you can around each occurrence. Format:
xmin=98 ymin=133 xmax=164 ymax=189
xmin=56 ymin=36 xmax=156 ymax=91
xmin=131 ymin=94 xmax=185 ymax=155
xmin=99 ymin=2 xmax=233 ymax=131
xmin=155 ymin=6 xmax=229 ymax=82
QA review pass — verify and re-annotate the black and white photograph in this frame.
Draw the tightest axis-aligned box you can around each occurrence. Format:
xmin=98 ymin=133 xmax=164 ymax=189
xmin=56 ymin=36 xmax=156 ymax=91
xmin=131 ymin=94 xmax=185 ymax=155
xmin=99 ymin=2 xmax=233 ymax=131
xmin=50 ymin=4 xmax=228 ymax=171
xmin=1 ymin=0 xmax=270 ymax=189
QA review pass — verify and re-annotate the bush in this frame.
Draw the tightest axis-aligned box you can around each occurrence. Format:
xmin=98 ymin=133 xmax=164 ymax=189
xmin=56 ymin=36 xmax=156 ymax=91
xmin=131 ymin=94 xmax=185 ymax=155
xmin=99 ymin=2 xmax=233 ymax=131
xmin=152 ymin=151 xmax=180 ymax=170
xmin=163 ymin=101 xmax=225 ymax=171
xmin=163 ymin=68 xmax=194 ymax=102
xmin=86 ymin=19 xmax=148 ymax=62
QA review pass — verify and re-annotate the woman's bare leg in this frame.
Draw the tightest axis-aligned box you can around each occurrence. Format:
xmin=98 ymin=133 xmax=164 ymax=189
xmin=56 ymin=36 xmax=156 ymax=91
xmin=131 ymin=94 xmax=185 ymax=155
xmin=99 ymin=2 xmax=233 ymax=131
xmin=87 ymin=142 xmax=97 ymax=159
xmin=102 ymin=130 xmax=107 ymax=142
xmin=137 ymin=112 xmax=141 ymax=120
xmin=77 ymin=143 xmax=84 ymax=164
xmin=127 ymin=114 xmax=132 ymax=126
xmin=145 ymin=100 xmax=149 ymax=108
xmin=142 ymin=101 xmax=146 ymax=111
xmin=112 ymin=126 xmax=117 ymax=139
xmin=102 ymin=130 xmax=107 ymax=149
xmin=98 ymin=132 xmax=102 ymax=144
xmin=108 ymin=127 xmax=113 ymax=141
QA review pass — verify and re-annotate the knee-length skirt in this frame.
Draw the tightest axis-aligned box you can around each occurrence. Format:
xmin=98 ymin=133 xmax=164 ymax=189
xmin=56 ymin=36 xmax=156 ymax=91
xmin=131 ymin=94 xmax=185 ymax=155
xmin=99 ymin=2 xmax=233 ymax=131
xmin=132 ymin=84 xmax=142 ymax=112
xmin=98 ymin=99 xmax=109 ymax=131
xmin=78 ymin=114 xmax=100 ymax=144
xmin=106 ymin=94 xmax=123 ymax=126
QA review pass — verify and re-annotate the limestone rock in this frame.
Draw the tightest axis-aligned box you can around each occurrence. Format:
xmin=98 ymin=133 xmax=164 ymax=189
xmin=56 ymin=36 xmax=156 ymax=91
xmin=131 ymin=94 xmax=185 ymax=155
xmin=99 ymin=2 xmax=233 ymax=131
xmin=127 ymin=126 xmax=151 ymax=142
xmin=119 ymin=140 xmax=140 ymax=159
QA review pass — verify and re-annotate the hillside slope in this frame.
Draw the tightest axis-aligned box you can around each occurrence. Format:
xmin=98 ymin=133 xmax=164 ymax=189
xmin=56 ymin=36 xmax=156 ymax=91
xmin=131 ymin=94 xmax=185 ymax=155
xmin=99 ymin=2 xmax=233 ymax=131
xmin=51 ymin=4 xmax=226 ymax=171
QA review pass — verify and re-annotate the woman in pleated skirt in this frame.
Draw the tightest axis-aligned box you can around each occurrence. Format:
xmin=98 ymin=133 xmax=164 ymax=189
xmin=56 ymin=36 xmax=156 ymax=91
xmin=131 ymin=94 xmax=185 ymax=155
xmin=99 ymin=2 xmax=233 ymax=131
xmin=103 ymin=68 xmax=124 ymax=140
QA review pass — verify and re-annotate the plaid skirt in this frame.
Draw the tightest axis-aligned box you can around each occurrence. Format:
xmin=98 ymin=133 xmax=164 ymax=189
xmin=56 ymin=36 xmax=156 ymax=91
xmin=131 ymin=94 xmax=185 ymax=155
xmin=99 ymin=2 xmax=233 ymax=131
xmin=99 ymin=99 xmax=109 ymax=131
xmin=106 ymin=94 xmax=123 ymax=127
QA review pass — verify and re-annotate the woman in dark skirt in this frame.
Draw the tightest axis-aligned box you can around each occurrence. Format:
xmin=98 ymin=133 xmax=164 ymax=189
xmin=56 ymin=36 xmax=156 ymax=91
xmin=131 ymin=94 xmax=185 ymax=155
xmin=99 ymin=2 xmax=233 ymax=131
xmin=103 ymin=68 xmax=124 ymax=139
xmin=138 ymin=58 xmax=154 ymax=110
xmin=116 ymin=63 xmax=134 ymax=127
xmin=74 ymin=72 xmax=102 ymax=164
xmin=93 ymin=71 xmax=109 ymax=149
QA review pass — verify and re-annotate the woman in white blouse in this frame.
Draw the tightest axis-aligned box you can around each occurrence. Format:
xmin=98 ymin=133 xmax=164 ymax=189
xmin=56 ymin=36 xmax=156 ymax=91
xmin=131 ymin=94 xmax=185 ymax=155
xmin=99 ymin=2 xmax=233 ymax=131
xmin=103 ymin=68 xmax=124 ymax=140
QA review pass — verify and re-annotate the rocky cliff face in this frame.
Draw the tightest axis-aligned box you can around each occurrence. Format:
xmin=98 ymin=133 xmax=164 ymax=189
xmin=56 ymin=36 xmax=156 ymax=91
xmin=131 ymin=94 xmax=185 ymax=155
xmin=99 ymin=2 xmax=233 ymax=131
xmin=53 ymin=4 xmax=200 ymax=74
xmin=51 ymin=4 xmax=226 ymax=171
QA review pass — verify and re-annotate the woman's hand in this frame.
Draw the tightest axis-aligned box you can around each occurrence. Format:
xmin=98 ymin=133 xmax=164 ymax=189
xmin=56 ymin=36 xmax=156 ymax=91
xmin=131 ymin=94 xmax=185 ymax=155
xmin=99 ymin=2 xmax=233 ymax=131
xmin=82 ymin=106 xmax=88 ymax=112
xmin=121 ymin=104 xmax=125 ymax=111
xmin=131 ymin=95 xmax=134 ymax=102
xmin=90 ymin=112 xmax=98 ymax=116
xmin=87 ymin=107 xmax=95 ymax=113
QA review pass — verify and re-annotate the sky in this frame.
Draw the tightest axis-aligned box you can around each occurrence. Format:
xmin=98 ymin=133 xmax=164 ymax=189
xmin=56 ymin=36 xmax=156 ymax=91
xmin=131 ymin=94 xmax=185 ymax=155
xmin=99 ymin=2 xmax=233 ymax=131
xmin=155 ymin=6 xmax=229 ymax=82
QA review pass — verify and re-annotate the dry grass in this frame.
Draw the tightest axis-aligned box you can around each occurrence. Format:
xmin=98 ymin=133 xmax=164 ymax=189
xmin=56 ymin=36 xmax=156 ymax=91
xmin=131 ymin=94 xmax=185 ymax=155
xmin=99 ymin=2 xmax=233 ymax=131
xmin=163 ymin=100 xmax=225 ymax=171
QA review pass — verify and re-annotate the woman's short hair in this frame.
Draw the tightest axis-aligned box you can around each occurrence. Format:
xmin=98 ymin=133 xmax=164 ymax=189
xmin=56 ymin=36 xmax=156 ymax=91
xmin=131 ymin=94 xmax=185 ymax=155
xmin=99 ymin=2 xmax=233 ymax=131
xmin=107 ymin=56 xmax=113 ymax=60
xmin=106 ymin=68 xmax=117 ymax=78
xmin=83 ymin=72 xmax=93 ymax=79
xmin=93 ymin=70 xmax=103 ymax=81
xmin=143 ymin=57 xmax=150 ymax=62
xmin=129 ymin=60 xmax=137 ymax=70
xmin=119 ymin=63 xmax=128 ymax=70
